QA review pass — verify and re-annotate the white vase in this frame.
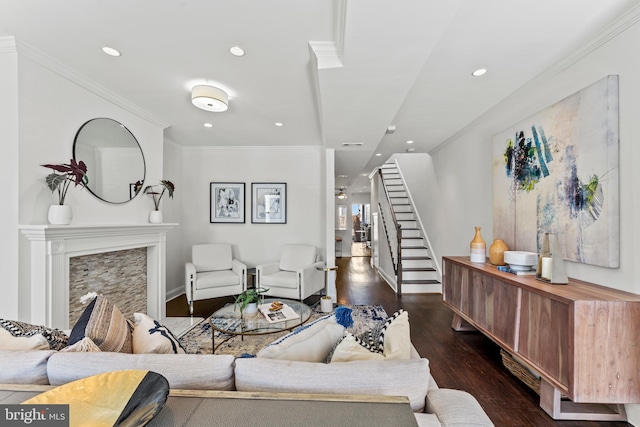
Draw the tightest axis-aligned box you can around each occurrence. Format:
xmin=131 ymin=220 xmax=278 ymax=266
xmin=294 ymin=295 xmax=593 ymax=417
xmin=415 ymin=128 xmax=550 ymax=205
xmin=149 ymin=210 xmax=163 ymax=224
xmin=48 ymin=205 xmax=72 ymax=225
xmin=244 ymin=302 xmax=258 ymax=315
xmin=320 ymin=296 xmax=333 ymax=313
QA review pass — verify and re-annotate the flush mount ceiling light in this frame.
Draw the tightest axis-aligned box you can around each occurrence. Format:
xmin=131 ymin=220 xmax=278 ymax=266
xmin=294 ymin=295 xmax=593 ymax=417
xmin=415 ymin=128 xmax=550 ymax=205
xmin=101 ymin=46 xmax=121 ymax=57
xmin=192 ymin=85 xmax=229 ymax=112
xmin=229 ymin=46 xmax=245 ymax=57
xmin=472 ymin=68 xmax=487 ymax=77
xmin=203 ymin=123 xmax=213 ymax=128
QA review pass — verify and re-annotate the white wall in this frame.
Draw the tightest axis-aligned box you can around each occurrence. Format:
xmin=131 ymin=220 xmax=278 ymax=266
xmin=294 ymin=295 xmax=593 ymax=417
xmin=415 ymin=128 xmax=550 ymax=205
xmin=165 ymin=145 xmax=326 ymax=296
xmin=431 ymin=20 xmax=639 ymax=294
xmin=428 ymin=16 xmax=640 ymax=424
xmin=0 ymin=38 xmax=20 ymax=319
xmin=6 ymin=47 xmax=165 ymax=322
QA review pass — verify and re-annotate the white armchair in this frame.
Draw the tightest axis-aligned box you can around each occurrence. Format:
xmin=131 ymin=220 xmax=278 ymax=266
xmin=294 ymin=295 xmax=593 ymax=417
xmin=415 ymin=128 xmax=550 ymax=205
xmin=256 ymin=244 xmax=324 ymax=301
xmin=185 ymin=243 xmax=247 ymax=315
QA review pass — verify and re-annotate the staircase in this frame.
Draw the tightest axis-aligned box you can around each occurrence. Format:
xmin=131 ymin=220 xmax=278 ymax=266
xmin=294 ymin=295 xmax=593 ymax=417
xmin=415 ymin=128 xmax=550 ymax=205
xmin=379 ymin=162 xmax=440 ymax=293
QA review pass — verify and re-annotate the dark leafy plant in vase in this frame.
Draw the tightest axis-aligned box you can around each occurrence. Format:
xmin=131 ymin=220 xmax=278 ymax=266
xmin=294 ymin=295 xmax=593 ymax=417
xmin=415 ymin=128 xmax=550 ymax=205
xmin=42 ymin=159 xmax=88 ymax=205
xmin=134 ymin=180 xmax=175 ymax=211
xmin=234 ymin=287 xmax=269 ymax=313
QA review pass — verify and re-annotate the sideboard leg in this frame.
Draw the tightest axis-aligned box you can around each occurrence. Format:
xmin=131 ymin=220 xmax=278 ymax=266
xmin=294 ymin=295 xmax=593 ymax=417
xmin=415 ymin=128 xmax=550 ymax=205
xmin=450 ymin=313 xmax=476 ymax=332
xmin=539 ymin=379 xmax=627 ymax=421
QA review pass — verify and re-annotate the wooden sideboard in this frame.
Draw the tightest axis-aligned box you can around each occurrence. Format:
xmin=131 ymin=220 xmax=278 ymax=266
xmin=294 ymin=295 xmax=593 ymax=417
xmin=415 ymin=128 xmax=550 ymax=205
xmin=442 ymin=256 xmax=640 ymax=421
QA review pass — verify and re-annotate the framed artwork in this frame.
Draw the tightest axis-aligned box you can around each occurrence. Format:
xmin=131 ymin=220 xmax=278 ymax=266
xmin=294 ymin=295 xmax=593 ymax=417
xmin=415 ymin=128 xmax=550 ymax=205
xmin=210 ymin=182 xmax=245 ymax=223
xmin=492 ymin=75 xmax=619 ymax=268
xmin=251 ymin=183 xmax=286 ymax=224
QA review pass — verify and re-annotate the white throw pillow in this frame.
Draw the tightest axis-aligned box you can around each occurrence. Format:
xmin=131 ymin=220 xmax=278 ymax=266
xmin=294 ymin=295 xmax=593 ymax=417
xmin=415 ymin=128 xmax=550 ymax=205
xmin=382 ymin=310 xmax=411 ymax=360
xmin=0 ymin=319 xmax=69 ymax=351
xmin=132 ymin=313 xmax=186 ymax=354
xmin=257 ymin=314 xmax=345 ymax=362
xmin=330 ymin=309 xmax=411 ymax=362
xmin=329 ymin=333 xmax=385 ymax=362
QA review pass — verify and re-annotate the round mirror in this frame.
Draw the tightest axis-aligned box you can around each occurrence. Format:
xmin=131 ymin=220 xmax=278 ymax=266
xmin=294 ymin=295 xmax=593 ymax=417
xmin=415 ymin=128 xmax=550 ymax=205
xmin=73 ymin=118 xmax=146 ymax=204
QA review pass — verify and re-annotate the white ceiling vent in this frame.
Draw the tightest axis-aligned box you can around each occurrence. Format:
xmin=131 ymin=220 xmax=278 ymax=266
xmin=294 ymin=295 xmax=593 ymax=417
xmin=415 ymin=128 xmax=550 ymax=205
xmin=342 ymin=142 xmax=363 ymax=147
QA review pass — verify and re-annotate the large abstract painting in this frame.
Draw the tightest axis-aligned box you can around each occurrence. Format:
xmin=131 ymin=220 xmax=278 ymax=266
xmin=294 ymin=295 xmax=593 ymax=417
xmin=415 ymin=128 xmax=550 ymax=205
xmin=492 ymin=75 xmax=619 ymax=268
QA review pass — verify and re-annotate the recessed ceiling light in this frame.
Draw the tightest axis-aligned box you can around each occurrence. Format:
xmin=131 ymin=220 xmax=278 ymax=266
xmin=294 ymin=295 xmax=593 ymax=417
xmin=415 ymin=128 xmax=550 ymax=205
xmin=361 ymin=173 xmax=368 ymax=176
xmin=229 ymin=46 xmax=245 ymax=57
xmin=204 ymin=123 xmax=213 ymax=128
xmin=406 ymin=140 xmax=414 ymax=144
xmin=472 ymin=68 xmax=487 ymax=77
xmin=101 ymin=46 xmax=121 ymax=57
xmin=275 ymin=122 xmax=284 ymax=127
xmin=407 ymin=148 xmax=415 ymax=152
xmin=375 ymin=153 xmax=382 ymax=157
xmin=338 ymin=174 xmax=348 ymax=178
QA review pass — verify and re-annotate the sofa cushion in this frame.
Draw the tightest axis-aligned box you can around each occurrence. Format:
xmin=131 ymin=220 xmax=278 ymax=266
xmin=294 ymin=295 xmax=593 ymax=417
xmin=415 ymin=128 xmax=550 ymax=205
xmin=132 ymin=313 xmax=185 ymax=354
xmin=196 ymin=270 xmax=242 ymax=289
xmin=235 ymin=358 xmax=431 ymax=412
xmin=257 ymin=313 xmax=345 ymax=362
xmin=0 ymin=350 xmax=56 ymax=385
xmin=426 ymin=389 xmax=494 ymax=426
xmin=279 ymin=244 xmax=316 ymax=272
xmin=0 ymin=319 xmax=68 ymax=351
xmin=260 ymin=270 xmax=298 ymax=289
xmin=68 ymin=295 xmax=132 ymax=353
xmin=47 ymin=352 xmax=236 ymax=391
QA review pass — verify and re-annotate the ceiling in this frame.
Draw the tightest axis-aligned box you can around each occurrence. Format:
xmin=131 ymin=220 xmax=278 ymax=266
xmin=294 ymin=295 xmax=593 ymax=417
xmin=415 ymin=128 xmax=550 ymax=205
xmin=1 ymin=0 xmax=636 ymax=194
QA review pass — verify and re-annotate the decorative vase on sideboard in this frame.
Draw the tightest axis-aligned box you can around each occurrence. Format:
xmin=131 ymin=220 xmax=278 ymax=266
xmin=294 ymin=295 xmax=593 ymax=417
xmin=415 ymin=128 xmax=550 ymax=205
xmin=149 ymin=210 xmax=163 ymax=224
xmin=469 ymin=226 xmax=486 ymax=263
xmin=48 ymin=205 xmax=73 ymax=225
xmin=489 ymin=239 xmax=509 ymax=265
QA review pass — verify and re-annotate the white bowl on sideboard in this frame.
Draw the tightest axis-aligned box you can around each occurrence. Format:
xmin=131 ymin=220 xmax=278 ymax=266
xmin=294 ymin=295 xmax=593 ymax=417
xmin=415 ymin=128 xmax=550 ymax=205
xmin=503 ymin=251 xmax=538 ymax=267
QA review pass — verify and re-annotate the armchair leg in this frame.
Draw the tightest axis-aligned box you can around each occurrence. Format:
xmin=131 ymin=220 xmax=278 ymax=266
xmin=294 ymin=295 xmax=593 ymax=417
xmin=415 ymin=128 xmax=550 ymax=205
xmin=189 ymin=274 xmax=195 ymax=316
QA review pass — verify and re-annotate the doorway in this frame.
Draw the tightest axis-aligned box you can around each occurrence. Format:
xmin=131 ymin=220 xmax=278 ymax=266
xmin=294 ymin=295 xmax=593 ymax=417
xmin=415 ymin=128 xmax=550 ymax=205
xmin=351 ymin=203 xmax=371 ymax=257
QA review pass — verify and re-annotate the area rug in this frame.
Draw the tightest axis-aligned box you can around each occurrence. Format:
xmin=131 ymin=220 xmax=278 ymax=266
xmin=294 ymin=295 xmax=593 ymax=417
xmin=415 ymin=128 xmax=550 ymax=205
xmin=178 ymin=305 xmax=388 ymax=357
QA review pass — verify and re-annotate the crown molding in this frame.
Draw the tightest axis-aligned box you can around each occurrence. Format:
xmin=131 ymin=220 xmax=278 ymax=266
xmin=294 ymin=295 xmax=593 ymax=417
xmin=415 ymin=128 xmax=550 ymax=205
xmin=309 ymin=41 xmax=344 ymax=70
xmin=15 ymin=40 xmax=170 ymax=129
xmin=554 ymin=3 xmax=640 ymax=73
xmin=432 ymin=3 xmax=640 ymax=155
xmin=0 ymin=36 xmax=17 ymax=54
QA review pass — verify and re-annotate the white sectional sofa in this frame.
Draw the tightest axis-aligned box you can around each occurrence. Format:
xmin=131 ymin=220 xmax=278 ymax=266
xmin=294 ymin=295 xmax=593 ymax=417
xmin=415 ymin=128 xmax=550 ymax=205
xmin=0 ymin=349 xmax=493 ymax=427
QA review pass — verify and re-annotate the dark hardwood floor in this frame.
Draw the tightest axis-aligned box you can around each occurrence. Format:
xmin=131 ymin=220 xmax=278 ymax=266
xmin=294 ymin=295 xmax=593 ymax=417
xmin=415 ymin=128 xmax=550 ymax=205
xmin=166 ymin=256 xmax=630 ymax=427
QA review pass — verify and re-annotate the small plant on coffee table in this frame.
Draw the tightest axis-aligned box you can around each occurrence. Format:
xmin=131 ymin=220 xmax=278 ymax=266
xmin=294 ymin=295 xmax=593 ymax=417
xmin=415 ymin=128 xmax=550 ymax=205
xmin=234 ymin=287 xmax=269 ymax=312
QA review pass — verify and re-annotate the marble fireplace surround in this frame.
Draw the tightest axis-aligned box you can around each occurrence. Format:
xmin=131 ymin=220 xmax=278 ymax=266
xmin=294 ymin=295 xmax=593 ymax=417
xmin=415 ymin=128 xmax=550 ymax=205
xmin=19 ymin=224 xmax=176 ymax=329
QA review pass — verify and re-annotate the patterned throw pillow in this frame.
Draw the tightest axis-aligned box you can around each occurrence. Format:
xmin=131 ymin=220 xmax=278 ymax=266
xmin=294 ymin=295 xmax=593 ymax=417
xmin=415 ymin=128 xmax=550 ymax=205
xmin=68 ymin=295 xmax=133 ymax=353
xmin=0 ymin=319 xmax=69 ymax=351
xmin=330 ymin=309 xmax=411 ymax=362
xmin=60 ymin=336 xmax=102 ymax=352
xmin=132 ymin=313 xmax=185 ymax=354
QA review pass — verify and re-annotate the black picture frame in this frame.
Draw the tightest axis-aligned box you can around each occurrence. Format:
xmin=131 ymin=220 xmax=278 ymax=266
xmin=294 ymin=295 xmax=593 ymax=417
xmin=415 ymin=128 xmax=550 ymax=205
xmin=210 ymin=182 xmax=245 ymax=223
xmin=251 ymin=183 xmax=286 ymax=224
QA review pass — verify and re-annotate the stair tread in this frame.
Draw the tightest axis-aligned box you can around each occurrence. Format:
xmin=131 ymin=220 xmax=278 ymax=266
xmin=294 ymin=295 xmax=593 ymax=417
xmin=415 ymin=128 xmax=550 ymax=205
xmin=402 ymin=267 xmax=436 ymax=271
xmin=402 ymin=245 xmax=428 ymax=249
xmin=401 ymin=279 xmax=441 ymax=284
xmin=402 ymin=256 xmax=432 ymax=260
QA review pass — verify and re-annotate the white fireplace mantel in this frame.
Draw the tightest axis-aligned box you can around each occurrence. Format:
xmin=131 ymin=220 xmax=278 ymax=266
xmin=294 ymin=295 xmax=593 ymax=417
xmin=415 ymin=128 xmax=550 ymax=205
xmin=19 ymin=223 xmax=177 ymax=329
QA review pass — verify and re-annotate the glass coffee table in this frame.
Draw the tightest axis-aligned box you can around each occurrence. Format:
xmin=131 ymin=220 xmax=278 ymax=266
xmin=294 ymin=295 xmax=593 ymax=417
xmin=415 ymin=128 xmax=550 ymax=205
xmin=209 ymin=298 xmax=312 ymax=353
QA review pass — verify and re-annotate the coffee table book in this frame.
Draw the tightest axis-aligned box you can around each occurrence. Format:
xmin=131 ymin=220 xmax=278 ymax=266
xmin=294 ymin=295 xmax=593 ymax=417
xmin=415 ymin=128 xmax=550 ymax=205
xmin=258 ymin=303 xmax=300 ymax=324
